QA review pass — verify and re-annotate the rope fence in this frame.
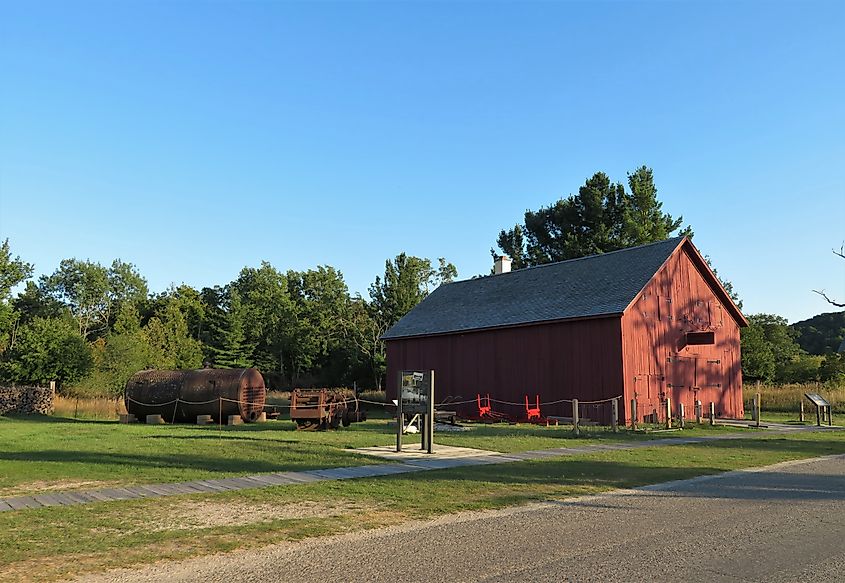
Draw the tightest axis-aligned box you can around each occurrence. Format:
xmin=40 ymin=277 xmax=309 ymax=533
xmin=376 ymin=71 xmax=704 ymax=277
xmin=122 ymin=390 xmax=631 ymax=434
xmin=124 ymin=394 xmax=622 ymax=410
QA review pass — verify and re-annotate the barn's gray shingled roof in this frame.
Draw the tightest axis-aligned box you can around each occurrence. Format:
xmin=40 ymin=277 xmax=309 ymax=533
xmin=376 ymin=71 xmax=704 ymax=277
xmin=382 ymin=237 xmax=685 ymax=340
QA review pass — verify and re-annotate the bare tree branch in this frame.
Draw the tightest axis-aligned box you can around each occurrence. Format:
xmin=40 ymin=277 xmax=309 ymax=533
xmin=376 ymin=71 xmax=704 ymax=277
xmin=814 ymin=243 xmax=845 ymax=307
xmin=813 ymin=289 xmax=845 ymax=308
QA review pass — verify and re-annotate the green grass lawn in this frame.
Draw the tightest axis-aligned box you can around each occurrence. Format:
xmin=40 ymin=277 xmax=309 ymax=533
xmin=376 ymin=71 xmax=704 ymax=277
xmin=0 ymin=415 xmax=396 ymax=496
xmin=2 ymin=430 xmax=844 ymax=582
xmin=0 ymin=414 xmax=739 ymax=497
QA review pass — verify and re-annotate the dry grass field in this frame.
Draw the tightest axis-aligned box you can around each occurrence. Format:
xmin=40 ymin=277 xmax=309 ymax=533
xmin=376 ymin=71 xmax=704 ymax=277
xmin=744 ymin=382 xmax=845 ymax=413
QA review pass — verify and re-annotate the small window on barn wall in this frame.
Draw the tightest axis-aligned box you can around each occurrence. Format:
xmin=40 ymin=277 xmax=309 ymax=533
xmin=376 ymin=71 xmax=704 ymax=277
xmin=686 ymin=331 xmax=715 ymax=345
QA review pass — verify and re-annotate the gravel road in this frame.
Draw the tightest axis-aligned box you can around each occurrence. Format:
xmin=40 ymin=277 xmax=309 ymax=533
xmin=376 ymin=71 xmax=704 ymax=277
xmin=79 ymin=454 xmax=845 ymax=583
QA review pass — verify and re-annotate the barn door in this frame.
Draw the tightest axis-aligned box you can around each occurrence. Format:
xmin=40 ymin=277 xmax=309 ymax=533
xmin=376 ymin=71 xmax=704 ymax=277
xmin=669 ymin=355 xmax=697 ymax=419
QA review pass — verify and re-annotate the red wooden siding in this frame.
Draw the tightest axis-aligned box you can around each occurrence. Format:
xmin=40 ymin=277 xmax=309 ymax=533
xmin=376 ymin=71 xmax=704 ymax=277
xmin=386 ymin=317 xmax=625 ymax=420
xmin=621 ymin=245 xmax=743 ymax=422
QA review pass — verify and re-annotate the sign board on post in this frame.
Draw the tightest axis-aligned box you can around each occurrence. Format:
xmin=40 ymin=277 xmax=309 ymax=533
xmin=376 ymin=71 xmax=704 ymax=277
xmin=396 ymin=370 xmax=435 ymax=453
xmin=805 ymin=393 xmax=830 ymax=408
xmin=805 ymin=393 xmax=832 ymax=427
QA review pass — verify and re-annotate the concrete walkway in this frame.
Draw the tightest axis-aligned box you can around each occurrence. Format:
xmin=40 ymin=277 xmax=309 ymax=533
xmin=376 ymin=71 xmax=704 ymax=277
xmin=0 ymin=433 xmax=770 ymax=513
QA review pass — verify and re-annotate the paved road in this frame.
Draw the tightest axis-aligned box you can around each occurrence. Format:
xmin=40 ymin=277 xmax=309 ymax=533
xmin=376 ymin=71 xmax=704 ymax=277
xmin=81 ymin=454 xmax=845 ymax=583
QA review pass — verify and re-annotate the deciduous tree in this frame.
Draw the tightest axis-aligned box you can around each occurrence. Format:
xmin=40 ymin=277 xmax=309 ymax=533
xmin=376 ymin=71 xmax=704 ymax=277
xmin=741 ymin=314 xmax=804 ymax=382
xmin=369 ymin=253 xmax=456 ymax=330
xmin=365 ymin=253 xmax=457 ymax=389
xmin=232 ymin=263 xmax=295 ymax=381
xmin=1 ymin=316 xmax=93 ymax=386
xmin=0 ymin=240 xmax=33 ymax=355
xmin=39 ymin=259 xmax=147 ymax=339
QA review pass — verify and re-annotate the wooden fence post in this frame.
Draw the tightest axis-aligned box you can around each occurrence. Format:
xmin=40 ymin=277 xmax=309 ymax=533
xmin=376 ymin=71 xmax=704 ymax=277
xmin=630 ymin=399 xmax=638 ymax=431
xmin=755 ymin=392 xmax=761 ymax=428
xmin=611 ymin=398 xmax=619 ymax=433
xmin=695 ymin=400 xmax=702 ymax=424
xmin=572 ymin=399 xmax=580 ymax=436
xmin=709 ymin=402 xmax=715 ymax=426
xmin=679 ymin=402 xmax=685 ymax=429
xmin=396 ymin=371 xmax=404 ymax=452
xmin=799 ymin=400 xmax=805 ymax=423
xmin=665 ymin=397 xmax=672 ymax=429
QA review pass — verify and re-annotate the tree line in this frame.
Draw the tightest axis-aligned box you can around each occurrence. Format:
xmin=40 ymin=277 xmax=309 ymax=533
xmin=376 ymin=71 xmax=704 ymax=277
xmin=0 ymin=239 xmax=455 ymax=395
xmin=1 ymin=165 xmax=841 ymax=396
xmin=741 ymin=313 xmax=845 ymax=384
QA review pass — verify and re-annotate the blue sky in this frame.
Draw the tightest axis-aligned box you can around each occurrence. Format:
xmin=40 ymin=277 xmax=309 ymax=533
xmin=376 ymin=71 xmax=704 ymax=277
xmin=1 ymin=0 xmax=843 ymax=323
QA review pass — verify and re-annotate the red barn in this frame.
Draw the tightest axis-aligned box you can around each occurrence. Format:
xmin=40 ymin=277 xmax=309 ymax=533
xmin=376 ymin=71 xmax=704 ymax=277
xmin=383 ymin=237 xmax=747 ymax=424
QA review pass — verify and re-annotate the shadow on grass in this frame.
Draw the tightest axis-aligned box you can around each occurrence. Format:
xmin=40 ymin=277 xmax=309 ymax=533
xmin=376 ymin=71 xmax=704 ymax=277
xmin=387 ymin=437 xmax=845 ymax=496
xmin=1 ymin=414 xmax=114 ymax=425
xmin=0 ymin=440 xmax=382 ymax=475
xmin=137 ymin=420 xmax=392 ymax=435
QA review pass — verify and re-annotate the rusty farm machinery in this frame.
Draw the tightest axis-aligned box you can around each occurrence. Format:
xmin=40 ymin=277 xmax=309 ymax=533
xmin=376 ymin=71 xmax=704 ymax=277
xmin=288 ymin=388 xmax=367 ymax=430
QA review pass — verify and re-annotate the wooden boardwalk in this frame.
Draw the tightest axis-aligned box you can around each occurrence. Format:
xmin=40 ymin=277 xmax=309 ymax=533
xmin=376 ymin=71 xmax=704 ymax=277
xmin=0 ymin=434 xmax=755 ymax=513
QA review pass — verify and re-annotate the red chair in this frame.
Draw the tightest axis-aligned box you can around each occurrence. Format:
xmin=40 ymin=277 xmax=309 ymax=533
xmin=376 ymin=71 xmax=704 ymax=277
xmin=477 ymin=393 xmax=492 ymax=417
xmin=525 ymin=394 xmax=541 ymax=421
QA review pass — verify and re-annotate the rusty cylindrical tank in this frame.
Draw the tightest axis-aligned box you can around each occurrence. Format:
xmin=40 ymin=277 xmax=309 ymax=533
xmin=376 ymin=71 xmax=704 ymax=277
xmin=125 ymin=368 xmax=266 ymax=423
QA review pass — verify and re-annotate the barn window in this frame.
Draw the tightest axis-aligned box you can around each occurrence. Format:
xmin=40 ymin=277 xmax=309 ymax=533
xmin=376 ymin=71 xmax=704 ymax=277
xmin=686 ymin=331 xmax=715 ymax=345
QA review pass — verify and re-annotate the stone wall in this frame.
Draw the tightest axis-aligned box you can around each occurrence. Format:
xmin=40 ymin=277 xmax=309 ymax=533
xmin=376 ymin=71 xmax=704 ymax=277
xmin=0 ymin=385 xmax=54 ymax=415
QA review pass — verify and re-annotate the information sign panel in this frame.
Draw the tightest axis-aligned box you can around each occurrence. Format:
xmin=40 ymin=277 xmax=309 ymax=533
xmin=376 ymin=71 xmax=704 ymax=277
xmin=400 ymin=370 xmax=432 ymax=415
xmin=805 ymin=393 xmax=831 ymax=408
xmin=396 ymin=370 xmax=435 ymax=453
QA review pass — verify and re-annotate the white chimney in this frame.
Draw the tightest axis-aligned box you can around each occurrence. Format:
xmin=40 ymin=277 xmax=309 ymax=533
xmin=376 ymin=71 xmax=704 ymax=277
xmin=494 ymin=255 xmax=512 ymax=275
